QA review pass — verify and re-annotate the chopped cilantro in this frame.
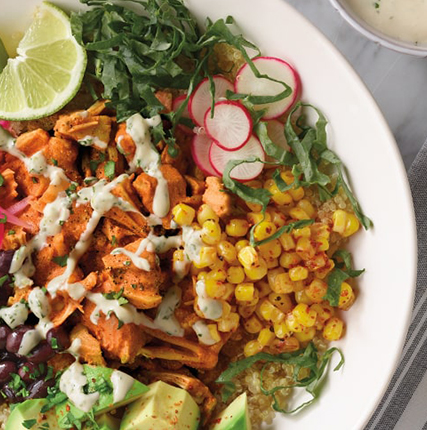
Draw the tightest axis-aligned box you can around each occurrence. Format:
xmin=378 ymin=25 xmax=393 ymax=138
xmin=22 ymin=419 xmax=37 ymax=429
xmin=52 ymin=255 xmax=69 ymax=267
xmin=104 ymin=160 xmax=115 ymax=180
xmin=0 ymin=173 xmax=4 ymax=187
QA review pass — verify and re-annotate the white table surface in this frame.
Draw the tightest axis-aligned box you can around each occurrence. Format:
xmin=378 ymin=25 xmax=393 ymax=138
xmin=285 ymin=0 xmax=427 ymax=171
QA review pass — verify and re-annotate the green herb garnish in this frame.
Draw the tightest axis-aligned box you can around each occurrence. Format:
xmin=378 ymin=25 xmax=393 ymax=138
xmin=52 ymin=255 xmax=69 ymax=268
xmin=216 ymin=342 xmax=344 ymax=413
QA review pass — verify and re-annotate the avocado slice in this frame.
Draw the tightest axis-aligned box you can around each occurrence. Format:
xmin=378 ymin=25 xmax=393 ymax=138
xmin=210 ymin=393 xmax=251 ymax=430
xmin=83 ymin=413 xmax=121 ymax=430
xmin=56 ymin=365 xmax=148 ymax=427
xmin=5 ymin=399 xmax=59 ymax=430
xmin=120 ymin=380 xmax=201 ymax=430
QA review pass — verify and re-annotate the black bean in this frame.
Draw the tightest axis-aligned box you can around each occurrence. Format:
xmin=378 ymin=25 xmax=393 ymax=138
xmin=6 ymin=325 xmax=33 ymax=354
xmin=0 ymin=283 xmax=13 ymax=307
xmin=0 ymin=250 xmax=14 ymax=278
xmin=18 ymin=361 xmax=46 ymax=383
xmin=0 ymin=326 xmax=11 ymax=350
xmin=0 ymin=361 xmax=17 ymax=384
xmin=1 ymin=384 xmax=22 ymax=403
xmin=27 ymin=378 xmax=55 ymax=399
xmin=28 ymin=341 xmax=55 ymax=364
xmin=0 ymin=351 xmax=18 ymax=362
xmin=46 ymin=326 xmax=70 ymax=351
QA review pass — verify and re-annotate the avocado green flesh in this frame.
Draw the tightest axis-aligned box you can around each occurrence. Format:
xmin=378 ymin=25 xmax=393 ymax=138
xmin=121 ymin=380 xmax=201 ymax=430
xmin=5 ymin=366 xmax=148 ymax=430
xmin=210 ymin=393 xmax=251 ymax=430
xmin=56 ymin=365 xmax=148 ymax=427
xmin=0 ymin=38 xmax=8 ymax=73
xmin=5 ymin=399 xmax=59 ymax=430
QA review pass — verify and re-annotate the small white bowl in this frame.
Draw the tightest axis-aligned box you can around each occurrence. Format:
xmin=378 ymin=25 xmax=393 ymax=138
xmin=329 ymin=0 xmax=427 ymax=57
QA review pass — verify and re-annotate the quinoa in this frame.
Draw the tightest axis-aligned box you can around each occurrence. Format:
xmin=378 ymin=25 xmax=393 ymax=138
xmin=0 ymin=403 xmax=10 ymax=430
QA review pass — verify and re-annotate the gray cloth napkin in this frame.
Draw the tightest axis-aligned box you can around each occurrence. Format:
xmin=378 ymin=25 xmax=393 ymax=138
xmin=363 ymin=142 xmax=427 ymax=430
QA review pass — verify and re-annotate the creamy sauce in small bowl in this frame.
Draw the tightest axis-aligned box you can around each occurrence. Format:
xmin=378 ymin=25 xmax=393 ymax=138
xmin=330 ymin=0 xmax=427 ymax=56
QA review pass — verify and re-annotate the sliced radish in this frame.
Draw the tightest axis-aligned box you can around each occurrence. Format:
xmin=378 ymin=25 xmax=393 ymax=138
xmin=188 ymin=75 xmax=234 ymax=127
xmin=204 ymin=101 xmax=252 ymax=151
xmin=191 ymin=132 xmax=219 ymax=177
xmin=235 ymin=56 xmax=301 ymax=120
xmin=266 ymin=119 xmax=290 ymax=151
xmin=209 ymin=135 xmax=265 ymax=181
xmin=172 ymin=94 xmax=190 ymax=118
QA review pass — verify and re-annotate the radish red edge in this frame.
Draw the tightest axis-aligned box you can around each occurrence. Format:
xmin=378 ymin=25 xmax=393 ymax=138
xmin=191 ymin=132 xmax=219 ymax=177
xmin=204 ymin=100 xmax=253 ymax=152
xmin=188 ymin=75 xmax=234 ymax=127
xmin=209 ymin=135 xmax=266 ymax=182
xmin=234 ymin=56 xmax=302 ymax=120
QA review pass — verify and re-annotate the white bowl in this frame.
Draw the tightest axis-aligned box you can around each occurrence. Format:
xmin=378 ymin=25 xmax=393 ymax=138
xmin=0 ymin=1 xmax=417 ymax=429
xmin=329 ymin=0 xmax=427 ymax=57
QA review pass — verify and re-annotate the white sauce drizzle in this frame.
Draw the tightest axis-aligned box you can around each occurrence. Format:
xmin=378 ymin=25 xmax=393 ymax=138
xmin=78 ymin=135 xmax=108 ymax=150
xmin=192 ymin=320 xmax=219 ymax=346
xmin=110 ymin=370 xmax=135 ymax=403
xmin=65 ymin=338 xmax=81 ymax=359
xmin=154 ymin=285 xmax=184 ymax=337
xmin=195 ymin=280 xmax=223 ymax=320
xmin=59 ymin=362 xmax=99 ymax=413
xmin=123 ymin=114 xmax=170 ymax=218
xmin=18 ymin=287 xmax=54 ymax=356
xmin=0 ymin=301 xmax=29 ymax=329
xmin=111 ymin=232 xmax=182 ymax=271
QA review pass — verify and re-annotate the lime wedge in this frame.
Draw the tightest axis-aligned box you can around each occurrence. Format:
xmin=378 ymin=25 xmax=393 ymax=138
xmin=0 ymin=1 xmax=87 ymax=120
xmin=0 ymin=38 xmax=8 ymax=73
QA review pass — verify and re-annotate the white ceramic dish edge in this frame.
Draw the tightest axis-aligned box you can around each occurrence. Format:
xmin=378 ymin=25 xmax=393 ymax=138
xmin=0 ymin=1 xmax=418 ymax=429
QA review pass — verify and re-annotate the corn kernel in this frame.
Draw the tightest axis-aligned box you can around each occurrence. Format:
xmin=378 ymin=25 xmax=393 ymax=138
xmin=257 ymin=298 xmax=276 ymax=321
xmin=264 ymin=179 xmax=293 ymax=205
xmin=253 ymin=221 xmax=277 ymax=242
xmin=193 ymin=246 xmax=218 ymax=268
xmin=294 ymin=326 xmax=316 ymax=343
xmin=217 ymin=241 xmax=237 ymax=264
xmin=279 ymin=232 xmax=295 ymax=251
xmin=209 ymin=258 xmax=227 ymax=271
xmin=265 ymin=257 xmax=279 ymax=269
xmin=173 ymin=249 xmax=190 ymax=278
xmin=244 ymin=315 xmax=264 ymax=333
xmin=226 ymin=219 xmax=250 ymax=237
xmin=246 ymin=201 xmax=263 ymax=212
xmin=315 ymin=258 xmax=335 ymax=279
xmin=244 ymin=340 xmax=263 ymax=357
xmin=201 ymin=220 xmax=221 ymax=245
xmin=197 ymin=271 xmax=209 ymax=281
xmin=267 ymin=268 xmax=294 ymax=294
xmin=205 ymin=278 xmax=227 ymax=299
xmin=268 ymin=292 xmax=293 ymax=313
xmin=172 ymin=203 xmax=195 ymax=226
xmin=258 ymin=239 xmax=282 ymax=259
xmin=244 ymin=258 xmax=268 ymax=281
xmin=292 ymin=227 xmax=311 ymax=239
xmin=305 ymin=278 xmax=328 ymax=303
xmin=305 ymin=253 xmax=328 ymax=271
xmin=338 ymin=281 xmax=355 ymax=310
xmin=227 ymin=266 xmax=245 ymax=284
xmin=222 ymin=301 xmax=232 ymax=319
xmin=292 ymin=303 xmax=317 ymax=327
xmin=311 ymin=223 xmax=330 ymax=240
xmin=235 ymin=283 xmax=255 ymax=301
xmin=247 ymin=211 xmax=271 ymax=225
xmin=272 ymin=336 xmax=301 ymax=352
xmin=280 ymin=170 xmax=295 ymax=185
xmin=297 ymin=199 xmax=316 ymax=218
xmin=316 ymin=238 xmax=330 ymax=252
xmin=207 ymin=268 xmax=227 ymax=282
xmin=238 ymin=246 xmax=259 ymax=269
xmin=197 ymin=203 xmax=219 ymax=225
xmin=294 ymin=290 xmax=313 ymax=305
xmin=256 ymin=280 xmax=271 ymax=298
xmin=323 ymin=317 xmax=344 ymax=341
xmin=258 ymin=328 xmax=276 ymax=346
xmin=289 ymin=266 xmax=309 ymax=281
xmin=288 ymin=207 xmax=310 ymax=221
xmin=273 ymin=321 xmax=289 ymax=339
xmin=218 ymin=312 xmax=240 ymax=332
xmin=311 ymin=303 xmax=334 ymax=329
xmin=207 ymin=324 xmax=221 ymax=343
xmin=332 ymin=209 xmax=360 ymax=237
xmin=267 ymin=208 xmax=287 ymax=228
xmin=279 ymin=252 xmax=301 ymax=269
xmin=285 ymin=313 xmax=304 ymax=333
xmin=296 ymin=237 xmax=315 ymax=259
xmin=238 ymin=304 xmax=257 ymax=319
xmin=235 ymin=239 xmax=250 ymax=254
xmin=289 ymin=186 xmax=305 ymax=201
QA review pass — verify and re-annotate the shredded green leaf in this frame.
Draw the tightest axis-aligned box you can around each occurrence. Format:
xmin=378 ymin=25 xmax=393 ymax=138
xmin=216 ymin=342 xmax=344 ymax=413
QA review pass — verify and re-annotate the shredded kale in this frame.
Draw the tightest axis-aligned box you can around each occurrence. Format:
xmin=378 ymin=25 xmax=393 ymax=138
xmin=216 ymin=342 xmax=344 ymax=413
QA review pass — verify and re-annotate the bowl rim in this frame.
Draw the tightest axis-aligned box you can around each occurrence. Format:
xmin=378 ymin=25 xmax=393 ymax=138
xmin=329 ymin=0 xmax=427 ymax=57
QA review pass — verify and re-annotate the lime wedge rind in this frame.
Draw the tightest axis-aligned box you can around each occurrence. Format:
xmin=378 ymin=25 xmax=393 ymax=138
xmin=0 ymin=1 xmax=87 ymax=121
